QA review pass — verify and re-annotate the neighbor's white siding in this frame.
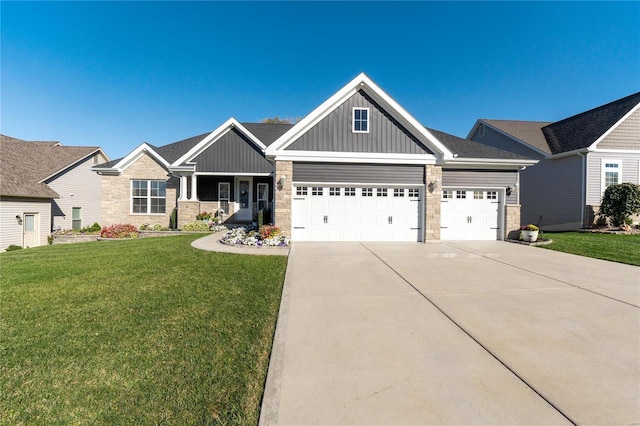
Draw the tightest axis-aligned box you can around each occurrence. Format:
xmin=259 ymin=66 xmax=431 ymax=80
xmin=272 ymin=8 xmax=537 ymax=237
xmin=47 ymin=152 xmax=106 ymax=230
xmin=0 ymin=197 xmax=51 ymax=251
xmin=586 ymin=151 xmax=640 ymax=206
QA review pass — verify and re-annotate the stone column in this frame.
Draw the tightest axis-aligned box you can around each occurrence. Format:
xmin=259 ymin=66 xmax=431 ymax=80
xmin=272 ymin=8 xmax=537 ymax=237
xmin=189 ymin=174 xmax=198 ymax=201
xmin=504 ymin=204 xmax=521 ymax=240
xmin=424 ymin=164 xmax=442 ymax=242
xmin=275 ymin=160 xmax=293 ymax=237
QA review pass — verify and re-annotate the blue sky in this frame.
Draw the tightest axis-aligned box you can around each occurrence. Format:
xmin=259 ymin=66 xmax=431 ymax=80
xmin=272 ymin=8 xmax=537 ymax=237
xmin=2 ymin=1 xmax=639 ymax=160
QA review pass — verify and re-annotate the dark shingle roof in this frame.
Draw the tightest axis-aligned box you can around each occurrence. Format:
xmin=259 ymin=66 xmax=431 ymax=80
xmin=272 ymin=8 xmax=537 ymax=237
xmin=541 ymin=92 xmax=640 ymax=154
xmin=241 ymin=123 xmax=294 ymax=146
xmin=427 ymin=128 xmax=532 ymax=160
xmin=0 ymin=134 xmax=100 ymax=198
xmin=481 ymin=120 xmax=553 ymax=154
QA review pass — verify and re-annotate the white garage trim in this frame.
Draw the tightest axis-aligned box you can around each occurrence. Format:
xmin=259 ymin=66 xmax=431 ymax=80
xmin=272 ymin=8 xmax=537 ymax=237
xmin=441 ymin=188 xmax=504 ymax=240
xmin=292 ymin=184 xmax=424 ymax=242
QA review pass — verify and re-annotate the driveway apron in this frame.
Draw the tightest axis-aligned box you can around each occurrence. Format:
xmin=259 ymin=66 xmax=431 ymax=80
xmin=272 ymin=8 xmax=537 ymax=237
xmin=260 ymin=241 xmax=639 ymax=425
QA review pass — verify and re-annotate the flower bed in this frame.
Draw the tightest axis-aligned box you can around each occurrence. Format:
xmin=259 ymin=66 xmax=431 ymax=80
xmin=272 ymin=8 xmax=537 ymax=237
xmin=220 ymin=226 xmax=290 ymax=247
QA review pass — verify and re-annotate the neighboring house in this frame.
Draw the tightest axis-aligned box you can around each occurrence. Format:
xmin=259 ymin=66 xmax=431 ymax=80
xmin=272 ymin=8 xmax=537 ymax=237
xmin=93 ymin=73 xmax=536 ymax=242
xmin=0 ymin=135 xmax=109 ymax=250
xmin=468 ymin=92 xmax=640 ymax=230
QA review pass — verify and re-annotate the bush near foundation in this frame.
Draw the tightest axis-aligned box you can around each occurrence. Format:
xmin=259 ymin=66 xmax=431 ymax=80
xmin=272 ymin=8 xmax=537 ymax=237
xmin=100 ymin=224 xmax=139 ymax=239
xmin=599 ymin=183 xmax=640 ymax=227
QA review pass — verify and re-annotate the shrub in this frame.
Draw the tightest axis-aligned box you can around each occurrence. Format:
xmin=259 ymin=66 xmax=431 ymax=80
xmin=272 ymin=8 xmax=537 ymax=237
xmin=100 ymin=224 xmax=139 ymax=239
xmin=83 ymin=222 xmax=101 ymax=233
xmin=181 ymin=221 xmax=211 ymax=232
xmin=196 ymin=211 xmax=213 ymax=221
xmin=5 ymin=245 xmax=22 ymax=252
xmin=599 ymin=183 xmax=640 ymax=227
xmin=259 ymin=225 xmax=281 ymax=240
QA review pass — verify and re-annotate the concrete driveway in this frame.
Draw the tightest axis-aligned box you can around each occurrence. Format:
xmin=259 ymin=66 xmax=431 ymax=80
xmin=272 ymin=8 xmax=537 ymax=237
xmin=260 ymin=241 xmax=639 ymax=425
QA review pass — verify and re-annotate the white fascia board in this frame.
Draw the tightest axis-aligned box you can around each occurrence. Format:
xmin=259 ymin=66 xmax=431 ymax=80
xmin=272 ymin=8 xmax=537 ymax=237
xmin=548 ymin=148 xmax=590 ymax=160
xmin=273 ymin=150 xmax=437 ymax=165
xmin=592 ymin=149 xmax=640 ymax=155
xmin=266 ymin=73 xmax=453 ymax=160
xmin=443 ymin=157 xmax=538 ymax=169
xmin=194 ymin=172 xmax=272 ymax=177
xmin=172 ymin=118 xmax=267 ymax=167
xmin=478 ymin=120 xmax=550 ymax=157
xmin=113 ymin=143 xmax=170 ymax=173
xmin=588 ymin=102 xmax=640 ymax=150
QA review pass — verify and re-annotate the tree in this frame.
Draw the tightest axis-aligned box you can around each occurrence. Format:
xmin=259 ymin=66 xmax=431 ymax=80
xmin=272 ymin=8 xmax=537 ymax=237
xmin=599 ymin=182 xmax=640 ymax=227
xmin=261 ymin=116 xmax=291 ymax=124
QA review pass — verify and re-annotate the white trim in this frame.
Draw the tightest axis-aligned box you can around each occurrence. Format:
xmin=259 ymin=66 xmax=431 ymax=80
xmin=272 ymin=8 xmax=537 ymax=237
xmin=101 ymin=144 xmax=169 ymax=174
xmin=294 ymin=181 xmax=425 ymax=188
xmin=218 ymin=182 xmax=230 ymax=214
xmin=352 ymin=107 xmax=370 ymax=133
xmin=444 ymin=157 xmax=538 ymax=167
xmin=173 ymin=118 xmax=267 ymax=167
xmin=274 ymin=150 xmax=437 ymax=165
xmin=589 ymin=102 xmax=640 ymax=150
xmin=235 ymin=177 xmax=253 ymax=221
xmin=192 ymin=172 xmax=272 ymax=177
xmin=601 ymin=159 xmax=622 ymax=193
xmin=266 ymin=73 xmax=453 ymax=160
xmin=591 ymin=149 xmax=640 ymax=154
xmin=130 ymin=179 xmax=168 ymax=215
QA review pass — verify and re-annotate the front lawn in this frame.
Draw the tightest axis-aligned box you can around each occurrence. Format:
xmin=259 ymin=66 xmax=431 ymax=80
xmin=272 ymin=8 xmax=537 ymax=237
xmin=540 ymin=231 xmax=640 ymax=266
xmin=1 ymin=235 xmax=287 ymax=425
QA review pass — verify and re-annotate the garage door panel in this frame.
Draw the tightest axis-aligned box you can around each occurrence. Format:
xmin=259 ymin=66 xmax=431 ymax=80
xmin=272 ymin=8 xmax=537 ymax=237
xmin=441 ymin=189 xmax=501 ymax=241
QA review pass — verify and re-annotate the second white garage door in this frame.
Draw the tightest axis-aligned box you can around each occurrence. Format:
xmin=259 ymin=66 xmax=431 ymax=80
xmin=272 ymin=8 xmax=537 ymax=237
xmin=440 ymin=189 xmax=502 ymax=240
xmin=292 ymin=185 xmax=423 ymax=242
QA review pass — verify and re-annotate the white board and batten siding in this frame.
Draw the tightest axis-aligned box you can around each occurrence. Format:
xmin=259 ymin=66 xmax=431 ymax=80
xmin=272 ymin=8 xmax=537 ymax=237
xmin=0 ymin=198 xmax=51 ymax=251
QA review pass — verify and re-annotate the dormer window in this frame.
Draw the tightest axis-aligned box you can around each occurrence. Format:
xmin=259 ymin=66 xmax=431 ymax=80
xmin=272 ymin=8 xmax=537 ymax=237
xmin=353 ymin=107 xmax=369 ymax=133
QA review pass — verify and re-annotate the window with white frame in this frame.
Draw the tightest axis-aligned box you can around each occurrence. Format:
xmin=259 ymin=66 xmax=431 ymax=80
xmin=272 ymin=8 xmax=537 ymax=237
xmin=353 ymin=107 xmax=369 ymax=133
xmin=602 ymin=160 xmax=622 ymax=189
xmin=456 ymin=190 xmax=466 ymax=199
xmin=376 ymin=188 xmax=387 ymax=197
xmin=217 ymin=182 xmax=230 ymax=214
xmin=344 ymin=187 xmax=356 ymax=196
xmin=486 ymin=191 xmax=497 ymax=200
xmin=72 ymin=207 xmax=82 ymax=230
xmin=473 ymin=191 xmax=483 ymax=200
xmin=312 ymin=187 xmax=323 ymax=196
xmin=362 ymin=187 xmax=373 ymax=197
xmin=393 ymin=188 xmax=405 ymax=197
xmin=408 ymin=188 xmax=420 ymax=198
xmin=296 ymin=186 xmax=308 ymax=196
xmin=132 ymin=180 xmax=166 ymax=214
xmin=329 ymin=187 xmax=341 ymax=196
xmin=442 ymin=190 xmax=452 ymax=199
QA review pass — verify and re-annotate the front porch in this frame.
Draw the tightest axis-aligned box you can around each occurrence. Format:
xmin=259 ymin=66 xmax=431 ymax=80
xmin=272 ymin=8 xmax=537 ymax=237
xmin=176 ymin=174 xmax=274 ymax=228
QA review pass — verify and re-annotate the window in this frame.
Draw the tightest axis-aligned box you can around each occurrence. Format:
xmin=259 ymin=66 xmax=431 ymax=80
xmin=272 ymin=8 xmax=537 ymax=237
xmin=393 ymin=188 xmax=405 ymax=197
xmin=602 ymin=160 xmax=621 ymax=190
xmin=312 ymin=187 xmax=323 ymax=196
xmin=296 ymin=186 xmax=308 ymax=196
xmin=376 ymin=188 xmax=387 ymax=197
xmin=72 ymin=207 xmax=82 ymax=230
xmin=218 ymin=182 xmax=230 ymax=214
xmin=132 ymin=180 xmax=166 ymax=214
xmin=474 ymin=191 xmax=483 ymax=200
xmin=442 ymin=190 xmax=452 ymax=199
xmin=344 ymin=187 xmax=356 ymax=196
xmin=408 ymin=188 xmax=420 ymax=198
xmin=329 ymin=187 xmax=341 ymax=196
xmin=353 ymin=108 xmax=369 ymax=133
xmin=456 ymin=190 xmax=466 ymax=199
xmin=257 ymin=183 xmax=269 ymax=212
xmin=486 ymin=191 xmax=497 ymax=200
xmin=478 ymin=124 xmax=485 ymax=137
xmin=362 ymin=187 xmax=373 ymax=197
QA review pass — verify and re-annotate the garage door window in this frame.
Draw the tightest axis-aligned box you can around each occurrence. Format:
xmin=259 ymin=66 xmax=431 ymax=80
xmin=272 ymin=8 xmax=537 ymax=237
xmin=474 ymin=191 xmax=483 ymax=199
xmin=442 ymin=190 xmax=452 ymax=199
xmin=312 ymin=187 xmax=323 ymax=196
xmin=345 ymin=188 xmax=356 ymax=196
xmin=456 ymin=191 xmax=466 ymax=199
xmin=296 ymin=186 xmax=308 ymax=196
xmin=329 ymin=187 xmax=341 ymax=196
xmin=362 ymin=188 xmax=373 ymax=197
xmin=377 ymin=188 xmax=387 ymax=196
xmin=393 ymin=188 xmax=405 ymax=197
xmin=408 ymin=188 xmax=420 ymax=198
xmin=487 ymin=191 xmax=497 ymax=200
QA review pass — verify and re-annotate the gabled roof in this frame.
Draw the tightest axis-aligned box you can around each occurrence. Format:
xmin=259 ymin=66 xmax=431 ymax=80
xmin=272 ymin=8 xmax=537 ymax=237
xmin=266 ymin=73 xmax=453 ymax=162
xmin=427 ymin=128 xmax=533 ymax=161
xmin=477 ymin=120 xmax=552 ymax=155
xmin=0 ymin=134 xmax=105 ymax=198
xmin=542 ymin=91 xmax=640 ymax=154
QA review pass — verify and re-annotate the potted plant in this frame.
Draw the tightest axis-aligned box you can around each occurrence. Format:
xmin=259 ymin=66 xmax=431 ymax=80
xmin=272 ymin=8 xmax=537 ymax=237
xmin=520 ymin=224 xmax=539 ymax=242
xmin=196 ymin=211 xmax=212 ymax=221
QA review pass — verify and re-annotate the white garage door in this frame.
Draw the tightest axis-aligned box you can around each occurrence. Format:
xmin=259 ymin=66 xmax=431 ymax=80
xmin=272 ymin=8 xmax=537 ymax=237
xmin=292 ymin=185 xmax=422 ymax=242
xmin=440 ymin=189 xmax=501 ymax=240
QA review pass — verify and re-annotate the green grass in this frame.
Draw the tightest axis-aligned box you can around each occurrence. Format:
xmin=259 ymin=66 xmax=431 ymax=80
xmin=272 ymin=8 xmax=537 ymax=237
xmin=1 ymin=235 xmax=288 ymax=425
xmin=540 ymin=231 xmax=640 ymax=266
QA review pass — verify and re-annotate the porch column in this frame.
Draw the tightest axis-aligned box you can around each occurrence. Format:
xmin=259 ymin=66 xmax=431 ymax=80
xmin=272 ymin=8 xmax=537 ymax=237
xmin=178 ymin=175 xmax=188 ymax=201
xmin=274 ymin=160 xmax=293 ymax=237
xmin=189 ymin=174 xmax=199 ymax=201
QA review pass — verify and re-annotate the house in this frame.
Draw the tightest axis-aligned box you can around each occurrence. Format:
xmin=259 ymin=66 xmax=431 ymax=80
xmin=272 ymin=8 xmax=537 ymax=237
xmin=0 ymin=135 xmax=109 ymax=250
xmin=467 ymin=92 xmax=640 ymax=230
xmin=93 ymin=73 xmax=536 ymax=242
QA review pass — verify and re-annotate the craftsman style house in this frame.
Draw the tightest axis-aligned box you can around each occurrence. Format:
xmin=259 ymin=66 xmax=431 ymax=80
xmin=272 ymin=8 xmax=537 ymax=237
xmin=468 ymin=92 xmax=640 ymax=230
xmin=0 ymin=135 xmax=109 ymax=250
xmin=93 ymin=73 xmax=536 ymax=241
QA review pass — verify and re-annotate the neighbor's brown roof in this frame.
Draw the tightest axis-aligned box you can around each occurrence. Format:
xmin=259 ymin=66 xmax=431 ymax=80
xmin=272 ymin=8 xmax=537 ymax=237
xmin=0 ymin=134 xmax=101 ymax=199
xmin=482 ymin=119 xmax=553 ymax=154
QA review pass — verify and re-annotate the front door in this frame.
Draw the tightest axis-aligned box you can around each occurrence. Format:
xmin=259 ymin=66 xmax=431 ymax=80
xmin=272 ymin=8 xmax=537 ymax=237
xmin=236 ymin=178 xmax=252 ymax=222
xmin=23 ymin=213 xmax=40 ymax=248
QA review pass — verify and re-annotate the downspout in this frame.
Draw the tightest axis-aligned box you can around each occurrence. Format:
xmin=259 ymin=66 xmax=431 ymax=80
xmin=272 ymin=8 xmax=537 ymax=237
xmin=577 ymin=151 xmax=586 ymax=228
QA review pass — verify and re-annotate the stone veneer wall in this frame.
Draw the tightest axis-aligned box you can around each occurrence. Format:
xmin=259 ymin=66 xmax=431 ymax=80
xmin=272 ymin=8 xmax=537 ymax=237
xmin=274 ymin=160 xmax=293 ymax=237
xmin=504 ymin=204 xmax=521 ymax=240
xmin=424 ymin=164 xmax=442 ymax=241
xmin=100 ymin=153 xmax=178 ymax=228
